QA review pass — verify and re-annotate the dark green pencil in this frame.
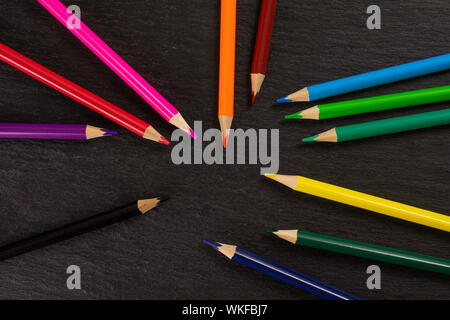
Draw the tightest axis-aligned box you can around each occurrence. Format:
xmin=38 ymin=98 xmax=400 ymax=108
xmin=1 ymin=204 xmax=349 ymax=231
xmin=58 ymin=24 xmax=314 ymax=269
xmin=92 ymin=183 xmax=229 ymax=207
xmin=268 ymin=229 xmax=450 ymax=275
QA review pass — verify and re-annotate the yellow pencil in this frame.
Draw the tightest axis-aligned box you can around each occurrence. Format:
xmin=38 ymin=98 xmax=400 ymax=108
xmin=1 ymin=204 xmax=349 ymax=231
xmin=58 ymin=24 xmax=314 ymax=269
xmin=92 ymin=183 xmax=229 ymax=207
xmin=265 ymin=174 xmax=450 ymax=232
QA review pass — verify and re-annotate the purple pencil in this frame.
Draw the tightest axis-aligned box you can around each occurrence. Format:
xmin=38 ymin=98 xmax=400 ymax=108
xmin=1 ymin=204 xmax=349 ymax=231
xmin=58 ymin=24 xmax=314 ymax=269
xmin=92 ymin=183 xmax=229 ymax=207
xmin=0 ymin=124 xmax=117 ymax=140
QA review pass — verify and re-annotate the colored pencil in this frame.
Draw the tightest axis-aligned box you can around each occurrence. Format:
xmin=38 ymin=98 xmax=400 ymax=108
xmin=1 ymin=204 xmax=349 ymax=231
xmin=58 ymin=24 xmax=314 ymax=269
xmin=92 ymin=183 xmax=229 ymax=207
xmin=268 ymin=229 xmax=450 ymax=275
xmin=286 ymin=85 xmax=450 ymax=120
xmin=303 ymin=108 xmax=450 ymax=143
xmin=277 ymin=53 xmax=450 ymax=103
xmin=203 ymin=240 xmax=359 ymax=300
xmin=251 ymin=0 xmax=277 ymax=104
xmin=37 ymin=0 xmax=195 ymax=139
xmin=264 ymin=174 xmax=450 ymax=232
xmin=0 ymin=123 xmax=116 ymax=140
xmin=0 ymin=42 xmax=168 ymax=145
xmin=0 ymin=197 xmax=167 ymax=261
xmin=218 ymin=0 xmax=237 ymax=147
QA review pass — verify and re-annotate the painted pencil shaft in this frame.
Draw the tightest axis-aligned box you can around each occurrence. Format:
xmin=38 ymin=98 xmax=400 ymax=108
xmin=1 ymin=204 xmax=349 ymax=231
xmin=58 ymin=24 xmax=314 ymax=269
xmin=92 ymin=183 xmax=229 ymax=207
xmin=0 ymin=198 xmax=163 ymax=261
xmin=204 ymin=241 xmax=358 ymax=300
xmin=306 ymin=108 xmax=450 ymax=142
xmin=288 ymin=85 xmax=450 ymax=120
xmin=279 ymin=53 xmax=450 ymax=102
xmin=37 ymin=0 xmax=195 ymax=138
xmin=251 ymin=0 xmax=277 ymax=103
xmin=271 ymin=230 xmax=450 ymax=275
xmin=0 ymin=42 xmax=167 ymax=144
xmin=0 ymin=124 xmax=115 ymax=140
xmin=265 ymin=174 xmax=450 ymax=232
xmin=218 ymin=0 xmax=236 ymax=146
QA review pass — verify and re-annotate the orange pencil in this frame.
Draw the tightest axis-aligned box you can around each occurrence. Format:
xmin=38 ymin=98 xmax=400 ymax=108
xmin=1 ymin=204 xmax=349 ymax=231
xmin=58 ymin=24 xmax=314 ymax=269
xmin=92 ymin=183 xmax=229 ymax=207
xmin=218 ymin=0 xmax=237 ymax=147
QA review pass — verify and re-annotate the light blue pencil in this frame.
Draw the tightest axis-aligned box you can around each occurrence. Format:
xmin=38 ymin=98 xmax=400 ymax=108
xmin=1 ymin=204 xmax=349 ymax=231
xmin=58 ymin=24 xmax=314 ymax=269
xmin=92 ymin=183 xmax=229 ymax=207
xmin=277 ymin=53 xmax=450 ymax=103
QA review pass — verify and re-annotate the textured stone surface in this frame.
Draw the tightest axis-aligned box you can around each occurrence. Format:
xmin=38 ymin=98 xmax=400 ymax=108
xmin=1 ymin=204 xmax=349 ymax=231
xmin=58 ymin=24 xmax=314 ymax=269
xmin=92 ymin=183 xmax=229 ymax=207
xmin=0 ymin=0 xmax=448 ymax=299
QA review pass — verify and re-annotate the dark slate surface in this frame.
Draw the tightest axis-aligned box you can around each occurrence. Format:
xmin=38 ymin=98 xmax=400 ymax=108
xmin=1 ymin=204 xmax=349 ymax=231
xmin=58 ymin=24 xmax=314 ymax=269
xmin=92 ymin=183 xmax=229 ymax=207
xmin=0 ymin=0 xmax=449 ymax=300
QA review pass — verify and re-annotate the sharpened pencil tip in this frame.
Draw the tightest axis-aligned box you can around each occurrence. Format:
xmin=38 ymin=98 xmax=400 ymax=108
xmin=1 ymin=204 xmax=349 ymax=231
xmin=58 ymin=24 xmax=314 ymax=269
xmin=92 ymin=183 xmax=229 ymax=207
xmin=277 ymin=96 xmax=292 ymax=103
xmin=100 ymin=129 xmax=118 ymax=136
xmin=285 ymin=113 xmax=301 ymax=120
xmin=266 ymin=229 xmax=278 ymax=234
xmin=203 ymin=240 xmax=221 ymax=250
xmin=302 ymin=135 xmax=318 ymax=142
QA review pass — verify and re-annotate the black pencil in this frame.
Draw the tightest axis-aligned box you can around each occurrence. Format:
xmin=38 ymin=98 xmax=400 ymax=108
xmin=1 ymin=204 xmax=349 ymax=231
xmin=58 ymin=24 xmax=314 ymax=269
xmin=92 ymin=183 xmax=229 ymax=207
xmin=0 ymin=197 xmax=167 ymax=261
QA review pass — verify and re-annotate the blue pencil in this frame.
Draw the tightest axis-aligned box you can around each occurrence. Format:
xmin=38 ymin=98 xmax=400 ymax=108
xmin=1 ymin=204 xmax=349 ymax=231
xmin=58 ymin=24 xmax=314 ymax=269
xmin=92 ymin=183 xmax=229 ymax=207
xmin=277 ymin=53 xmax=450 ymax=103
xmin=203 ymin=240 xmax=359 ymax=300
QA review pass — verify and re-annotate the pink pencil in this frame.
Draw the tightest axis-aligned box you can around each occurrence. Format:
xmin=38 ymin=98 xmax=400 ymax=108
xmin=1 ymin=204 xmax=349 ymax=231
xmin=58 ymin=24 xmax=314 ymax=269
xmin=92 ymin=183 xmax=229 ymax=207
xmin=37 ymin=0 xmax=196 ymax=138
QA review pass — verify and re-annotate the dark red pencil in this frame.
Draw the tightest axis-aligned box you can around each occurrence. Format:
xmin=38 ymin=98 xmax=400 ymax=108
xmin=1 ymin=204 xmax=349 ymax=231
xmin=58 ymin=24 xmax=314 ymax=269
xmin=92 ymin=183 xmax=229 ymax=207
xmin=251 ymin=0 xmax=277 ymax=104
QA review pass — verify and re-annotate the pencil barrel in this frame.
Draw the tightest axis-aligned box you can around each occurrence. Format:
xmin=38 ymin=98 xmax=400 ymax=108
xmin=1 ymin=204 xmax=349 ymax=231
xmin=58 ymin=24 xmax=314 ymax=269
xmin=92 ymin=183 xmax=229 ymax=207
xmin=336 ymin=108 xmax=450 ymax=141
xmin=319 ymin=85 xmax=450 ymax=120
xmin=251 ymin=0 xmax=277 ymax=75
xmin=0 ymin=42 xmax=150 ymax=137
xmin=0 ymin=204 xmax=138 ymax=261
xmin=297 ymin=230 xmax=450 ymax=275
xmin=234 ymin=247 xmax=358 ymax=300
xmin=0 ymin=124 xmax=87 ymax=140
xmin=296 ymin=176 xmax=450 ymax=232
xmin=308 ymin=53 xmax=450 ymax=101
xmin=218 ymin=0 xmax=236 ymax=117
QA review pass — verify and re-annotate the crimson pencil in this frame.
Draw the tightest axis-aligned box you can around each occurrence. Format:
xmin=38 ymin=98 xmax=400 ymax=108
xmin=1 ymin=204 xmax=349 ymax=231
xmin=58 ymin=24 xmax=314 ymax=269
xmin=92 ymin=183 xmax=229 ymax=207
xmin=251 ymin=0 xmax=277 ymax=104
xmin=0 ymin=42 xmax=168 ymax=145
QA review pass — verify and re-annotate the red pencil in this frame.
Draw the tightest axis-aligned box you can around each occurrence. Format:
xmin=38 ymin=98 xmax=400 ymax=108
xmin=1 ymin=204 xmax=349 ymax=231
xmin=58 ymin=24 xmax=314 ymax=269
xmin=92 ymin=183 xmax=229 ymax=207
xmin=0 ymin=42 xmax=168 ymax=145
xmin=251 ymin=0 xmax=277 ymax=104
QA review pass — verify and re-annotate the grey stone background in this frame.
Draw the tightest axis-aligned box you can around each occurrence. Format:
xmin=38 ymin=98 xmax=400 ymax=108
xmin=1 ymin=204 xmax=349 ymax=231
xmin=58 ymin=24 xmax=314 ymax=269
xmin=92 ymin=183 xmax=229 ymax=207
xmin=0 ymin=0 xmax=448 ymax=299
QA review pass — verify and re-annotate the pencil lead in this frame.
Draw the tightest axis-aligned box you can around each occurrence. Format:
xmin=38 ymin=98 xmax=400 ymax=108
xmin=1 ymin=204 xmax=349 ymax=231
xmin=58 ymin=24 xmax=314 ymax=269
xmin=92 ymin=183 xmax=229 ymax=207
xmin=251 ymin=93 xmax=258 ymax=105
xmin=100 ymin=129 xmax=118 ymax=136
xmin=270 ymin=230 xmax=298 ymax=244
xmin=157 ymin=196 xmax=171 ymax=204
xmin=188 ymin=128 xmax=198 ymax=139
xmin=277 ymin=96 xmax=292 ymax=103
xmin=222 ymin=132 xmax=229 ymax=148
xmin=302 ymin=135 xmax=319 ymax=142
xmin=264 ymin=173 xmax=278 ymax=181
xmin=203 ymin=239 xmax=221 ymax=250
xmin=266 ymin=229 xmax=278 ymax=234
xmin=159 ymin=136 xmax=170 ymax=145
xmin=285 ymin=112 xmax=301 ymax=120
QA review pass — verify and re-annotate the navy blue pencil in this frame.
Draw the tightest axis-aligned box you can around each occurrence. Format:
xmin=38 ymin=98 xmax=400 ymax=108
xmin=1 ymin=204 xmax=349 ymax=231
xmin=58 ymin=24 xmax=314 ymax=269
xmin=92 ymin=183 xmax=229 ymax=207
xmin=203 ymin=240 xmax=359 ymax=300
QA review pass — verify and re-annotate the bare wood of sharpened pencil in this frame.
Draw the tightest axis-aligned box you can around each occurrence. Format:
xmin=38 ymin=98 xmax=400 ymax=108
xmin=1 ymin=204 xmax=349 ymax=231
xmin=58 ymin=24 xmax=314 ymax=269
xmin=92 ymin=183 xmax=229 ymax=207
xmin=285 ymin=88 xmax=310 ymax=102
xmin=143 ymin=126 xmax=166 ymax=144
xmin=251 ymin=73 xmax=265 ymax=100
xmin=216 ymin=242 xmax=237 ymax=259
xmin=272 ymin=230 xmax=297 ymax=244
xmin=85 ymin=125 xmax=108 ymax=139
xmin=312 ymin=129 xmax=338 ymax=142
xmin=137 ymin=197 xmax=164 ymax=214
xmin=299 ymin=106 xmax=320 ymax=120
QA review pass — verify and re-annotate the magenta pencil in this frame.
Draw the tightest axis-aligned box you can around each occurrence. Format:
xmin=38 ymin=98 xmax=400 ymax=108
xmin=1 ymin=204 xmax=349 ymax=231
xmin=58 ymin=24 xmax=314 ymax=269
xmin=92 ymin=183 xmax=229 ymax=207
xmin=37 ymin=0 xmax=196 ymax=138
xmin=0 ymin=123 xmax=116 ymax=140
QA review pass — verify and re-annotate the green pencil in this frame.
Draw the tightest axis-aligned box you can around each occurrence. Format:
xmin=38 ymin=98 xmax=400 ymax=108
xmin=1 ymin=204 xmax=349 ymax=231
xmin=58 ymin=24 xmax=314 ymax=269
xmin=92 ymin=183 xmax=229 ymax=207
xmin=285 ymin=85 xmax=450 ymax=120
xmin=303 ymin=108 xmax=450 ymax=143
xmin=268 ymin=229 xmax=450 ymax=275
